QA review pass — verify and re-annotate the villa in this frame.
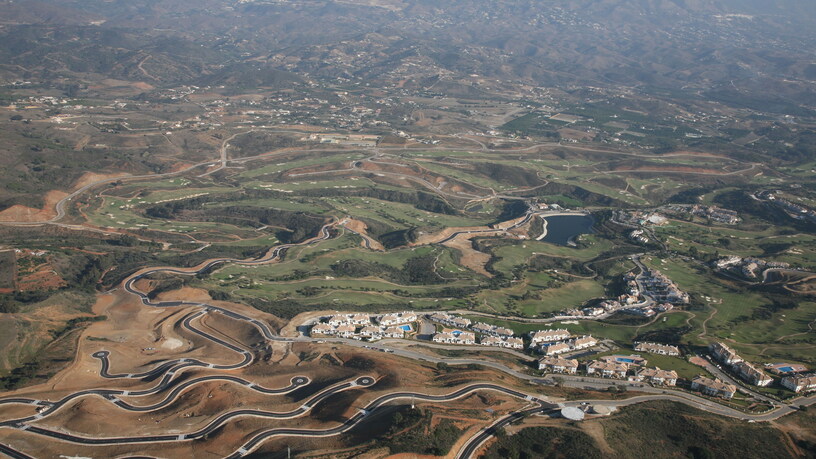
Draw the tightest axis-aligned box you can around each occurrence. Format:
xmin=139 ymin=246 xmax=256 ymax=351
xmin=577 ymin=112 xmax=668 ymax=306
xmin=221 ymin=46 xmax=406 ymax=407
xmin=380 ymin=326 xmax=405 ymax=339
xmin=634 ymin=367 xmax=678 ymax=386
xmin=432 ymin=330 xmax=476 ymax=345
xmin=529 ymin=329 xmax=571 ymax=346
xmin=538 ymin=357 xmax=579 ymax=374
xmin=781 ymin=374 xmax=816 ymax=393
xmin=472 ymin=322 xmax=515 ymax=337
xmin=586 ymin=360 xmax=629 ymax=379
xmin=429 ymin=313 xmax=471 ymax=329
xmin=539 ymin=341 xmax=571 ymax=356
xmin=358 ymin=326 xmax=383 ymax=340
xmin=480 ymin=335 xmax=524 ymax=349
xmin=378 ymin=311 xmax=417 ymax=326
xmin=334 ymin=324 xmax=357 ymax=338
xmin=691 ymin=376 xmax=737 ymax=399
xmin=568 ymin=335 xmax=598 ymax=350
xmin=328 ymin=313 xmax=371 ymax=327
xmin=310 ymin=323 xmax=335 ymax=335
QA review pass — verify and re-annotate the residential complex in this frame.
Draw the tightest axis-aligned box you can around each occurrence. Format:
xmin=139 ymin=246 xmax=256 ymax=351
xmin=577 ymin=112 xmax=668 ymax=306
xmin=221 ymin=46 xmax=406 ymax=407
xmin=433 ymin=330 xmax=476 ymax=345
xmin=538 ymin=357 xmax=579 ymax=374
xmin=480 ymin=335 xmax=524 ymax=349
xmin=734 ymin=361 xmax=773 ymax=387
xmin=529 ymin=329 xmax=571 ymax=346
xmin=709 ymin=342 xmax=743 ymax=366
xmin=586 ymin=360 xmax=629 ymax=379
xmin=781 ymin=374 xmax=816 ymax=393
xmin=472 ymin=322 xmax=515 ymax=338
xmin=429 ymin=312 xmax=472 ymax=329
xmin=634 ymin=342 xmax=680 ymax=356
xmin=634 ymin=368 xmax=678 ymax=386
xmin=691 ymin=376 xmax=737 ymax=399
xmin=568 ymin=335 xmax=598 ymax=350
xmin=310 ymin=311 xmax=415 ymax=341
xmin=378 ymin=311 xmax=417 ymax=326
xmin=636 ymin=269 xmax=689 ymax=304
xmin=539 ymin=342 xmax=572 ymax=356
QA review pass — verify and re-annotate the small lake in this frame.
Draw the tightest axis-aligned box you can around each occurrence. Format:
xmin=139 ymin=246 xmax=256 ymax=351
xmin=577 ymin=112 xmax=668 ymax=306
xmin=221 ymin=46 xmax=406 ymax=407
xmin=541 ymin=215 xmax=595 ymax=246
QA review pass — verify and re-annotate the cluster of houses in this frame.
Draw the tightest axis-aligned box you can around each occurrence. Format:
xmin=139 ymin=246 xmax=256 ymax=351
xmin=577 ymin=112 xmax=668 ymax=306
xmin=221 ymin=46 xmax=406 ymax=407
xmin=432 ymin=330 xmax=478 ymax=346
xmin=690 ymin=376 xmax=738 ymax=399
xmin=429 ymin=312 xmax=473 ymax=329
xmin=659 ymin=204 xmax=741 ymax=225
xmin=632 ymin=269 xmax=690 ymax=304
xmin=709 ymin=342 xmax=773 ymax=386
xmin=569 ymin=299 xmax=674 ymax=320
xmin=759 ymin=191 xmax=816 ymax=223
xmin=714 ymin=256 xmax=792 ymax=280
xmin=688 ymin=205 xmax=741 ymax=225
xmin=539 ymin=354 xmax=678 ymax=386
xmin=529 ymin=329 xmax=598 ymax=355
xmin=706 ymin=342 xmax=815 ymax=394
xmin=764 ymin=363 xmax=816 ymax=393
xmin=429 ymin=313 xmax=524 ymax=349
xmin=309 ymin=311 xmax=417 ymax=341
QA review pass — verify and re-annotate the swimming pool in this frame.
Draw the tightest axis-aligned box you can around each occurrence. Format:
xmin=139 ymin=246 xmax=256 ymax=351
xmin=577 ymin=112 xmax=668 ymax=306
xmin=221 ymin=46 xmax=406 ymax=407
xmin=777 ymin=366 xmax=794 ymax=373
xmin=400 ymin=324 xmax=411 ymax=331
xmin=617 ymin=358 xmax=636 ymax=363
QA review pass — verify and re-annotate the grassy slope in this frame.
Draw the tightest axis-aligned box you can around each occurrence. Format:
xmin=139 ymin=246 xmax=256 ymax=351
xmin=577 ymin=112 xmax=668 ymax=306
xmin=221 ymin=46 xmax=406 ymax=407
xmin=483 ymin=401 xmax=798 ymax=459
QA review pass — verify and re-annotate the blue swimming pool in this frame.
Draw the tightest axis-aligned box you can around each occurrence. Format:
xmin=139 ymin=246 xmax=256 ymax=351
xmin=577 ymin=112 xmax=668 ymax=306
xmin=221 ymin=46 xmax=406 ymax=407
xmin=400 ymin=324 xmax=411 ymax=331
xmin=778 ymin=366 xmax=794 ymax=373
xmin=617 ymin=358 xmax=636 ymax=363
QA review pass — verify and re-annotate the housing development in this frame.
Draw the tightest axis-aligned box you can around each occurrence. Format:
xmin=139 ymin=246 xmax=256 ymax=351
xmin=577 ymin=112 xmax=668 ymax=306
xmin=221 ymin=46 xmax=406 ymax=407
xmin=0 ymin=1 xmax=814 ymax=458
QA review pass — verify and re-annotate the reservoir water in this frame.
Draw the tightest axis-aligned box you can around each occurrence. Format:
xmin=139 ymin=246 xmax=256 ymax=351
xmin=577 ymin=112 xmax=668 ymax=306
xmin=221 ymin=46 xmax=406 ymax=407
xmin=541 ymin=215 xmax=595 ymax=246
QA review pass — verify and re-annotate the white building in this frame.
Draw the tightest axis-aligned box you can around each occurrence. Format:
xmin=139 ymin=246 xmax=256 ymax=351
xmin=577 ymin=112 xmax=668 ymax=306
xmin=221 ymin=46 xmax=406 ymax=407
xmin=568 ymin=335 xmax=598 ymax=350
xmin=781 ymin=374 xmax=816 ymax=393
xmin=480 ymin=336 xmax=524 ymax=349
xmin=538 ymin=357 xmax=579 ymax=374
xmin=529 ymin=329 xmax=571 ymax=346
xmin=634 ymin=367 xmax=678 ymax=386
xmin=378 ymin=311 xmax=417 ymax=326
xmin=382 ymin=326 xmax=406 ymax=339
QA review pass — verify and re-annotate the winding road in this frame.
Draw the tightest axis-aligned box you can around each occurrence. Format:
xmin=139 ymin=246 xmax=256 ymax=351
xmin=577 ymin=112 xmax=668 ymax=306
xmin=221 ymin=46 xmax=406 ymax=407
xmin=0 ymin=187 xmax=814 ymax=458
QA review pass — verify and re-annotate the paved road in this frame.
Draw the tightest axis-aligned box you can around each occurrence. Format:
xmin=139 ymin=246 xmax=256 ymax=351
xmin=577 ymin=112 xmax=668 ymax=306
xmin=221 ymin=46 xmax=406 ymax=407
xmin=3 ymin=377 xmax=374 ymax=446
xmin=2 ymin=209 xmax=815 ymax=458
xmin=457 ymin=405 xmax=552 ymax=459
xmin=338 ymin=220 xmax=379 ymax=251
xmin=225 ymin=383 xmax=553 ymax=458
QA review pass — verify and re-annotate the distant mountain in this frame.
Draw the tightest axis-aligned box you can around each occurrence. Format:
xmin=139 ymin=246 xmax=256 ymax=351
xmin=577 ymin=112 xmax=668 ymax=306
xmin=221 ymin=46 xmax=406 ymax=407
xmin=0 ymin=0 xmax=813 ymax=107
